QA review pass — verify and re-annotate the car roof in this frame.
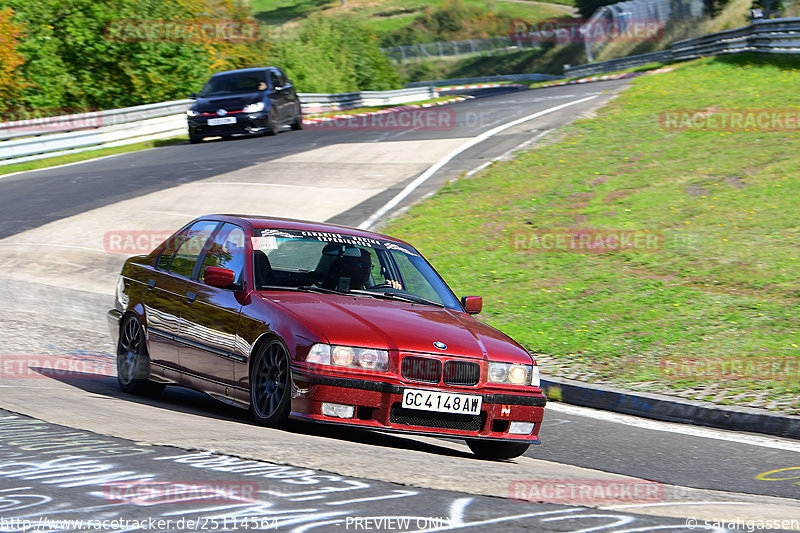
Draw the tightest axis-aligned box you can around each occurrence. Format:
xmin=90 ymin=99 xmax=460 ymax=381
xmin=205 ymin=214 xmax=410 ymax=245
xmin=210 ymin=68 xmax=278 ymax=77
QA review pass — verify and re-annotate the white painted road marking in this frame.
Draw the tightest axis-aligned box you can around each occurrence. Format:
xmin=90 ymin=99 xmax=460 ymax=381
xmin=548 ymin=402 xmax=800 ymax=453
xmin=357 ymin=95 xmax=599 ymax=230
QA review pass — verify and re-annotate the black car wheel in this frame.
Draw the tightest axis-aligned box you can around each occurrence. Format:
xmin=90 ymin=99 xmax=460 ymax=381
xmin=189 ymin=134 xmax=202 ymax=144
xmin=250 ymin=338 xmax=291 ymax=426
xmin=265 ymin=107 xmax=279 ymax=136
xmin=466 ymin=440 xmax=530 ymax=460
xmin=290 ymin=103 xmax=304 ymax=130
xmin=116 ymin=315 xmax=165 ymax=397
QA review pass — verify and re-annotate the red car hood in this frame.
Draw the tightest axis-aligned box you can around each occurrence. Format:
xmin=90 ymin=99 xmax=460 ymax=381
xmin=260 ymin=291 xmax=532 ymax=364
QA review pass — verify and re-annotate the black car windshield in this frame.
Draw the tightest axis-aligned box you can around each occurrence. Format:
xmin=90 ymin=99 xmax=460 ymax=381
xmin=252 ymin=229 xmax=462 ymax=311
xmin=200 ymin=73 xmax=264 ymax=97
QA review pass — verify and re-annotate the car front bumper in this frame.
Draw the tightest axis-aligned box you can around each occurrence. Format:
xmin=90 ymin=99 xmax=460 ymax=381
xmin=289 ymin=370 xmax=546 ymax=443
xmin=188 ymin=112 xmax=270 ymax=137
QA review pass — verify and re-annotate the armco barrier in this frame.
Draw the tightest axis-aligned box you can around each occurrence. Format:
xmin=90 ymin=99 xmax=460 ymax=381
xmin=0 ymin=87 xmax=438 ymax=166
xmin=564 ymin=17 xmax=800 ymax=78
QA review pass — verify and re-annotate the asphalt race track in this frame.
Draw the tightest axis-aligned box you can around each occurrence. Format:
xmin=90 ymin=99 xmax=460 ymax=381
xmin=1 ymin=81 xmax=799 ymax=532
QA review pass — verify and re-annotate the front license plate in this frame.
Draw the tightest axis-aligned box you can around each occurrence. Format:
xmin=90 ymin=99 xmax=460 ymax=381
xmin=208 ymin=117 xmax=237 ymax=126
xmin=402 ymin=389 xmax=482 ymax=415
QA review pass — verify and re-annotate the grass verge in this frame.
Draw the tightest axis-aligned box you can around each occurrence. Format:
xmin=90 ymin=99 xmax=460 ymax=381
xmin=384 ymin=53 xmax=800 ymax=413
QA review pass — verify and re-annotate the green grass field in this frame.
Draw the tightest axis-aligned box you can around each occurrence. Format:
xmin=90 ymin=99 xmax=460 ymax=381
xmin=250 ymin=0 xmax=571 ymax=34
xmin=384 ymin=54 xmax=800 ymax=413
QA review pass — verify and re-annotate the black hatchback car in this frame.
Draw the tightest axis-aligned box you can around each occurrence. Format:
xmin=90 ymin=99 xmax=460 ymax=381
xmin=187 ymin=67 xmax=303 ymax=143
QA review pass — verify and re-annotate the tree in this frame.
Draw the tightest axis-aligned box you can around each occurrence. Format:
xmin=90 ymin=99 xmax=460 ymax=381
xmin=7 ymin=0 xmax=266 ymax=110
xmin=276 ymin=14 xmax=400 ymax=93
xmin=0 ymin=7 xmax=26 ymax=111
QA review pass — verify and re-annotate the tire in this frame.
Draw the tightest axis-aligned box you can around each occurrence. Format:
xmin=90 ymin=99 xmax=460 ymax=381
xmin=116 ymin=315 xmax=165 ymax=397
xmin=189 ymin=135 xmax=202 ymax=144
xmin=290 ymin=103 xmax=303 ymax=130
xmin=466 ymin=440 xmax=530 ymax=460
xmin=264 ymin=107 xmax=279 ymax=136
xmin=249 ymin=338 xmax=291 ymax=427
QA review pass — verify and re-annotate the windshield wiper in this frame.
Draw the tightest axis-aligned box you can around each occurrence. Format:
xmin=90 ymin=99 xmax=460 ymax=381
xmin=351 ymin=289 xmax=444 ymax=308
xmin=297 ymin=285 xmax=347 ymax=295
xmin=258 ymin=284 xmax=348 ymax=294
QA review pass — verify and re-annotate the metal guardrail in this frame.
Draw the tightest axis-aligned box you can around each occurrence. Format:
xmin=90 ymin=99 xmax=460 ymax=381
xmin=299 ymin=87 xmax=437 ymax=113
xmin=565 ymin=17 xmax=800 ymax=78
xmin=0 ymin=87 xmax=437 ymax=166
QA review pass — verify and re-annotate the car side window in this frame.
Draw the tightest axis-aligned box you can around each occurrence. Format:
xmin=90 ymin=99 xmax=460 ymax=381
xmin=269 ymin=71 xmax=281 ymax=89
xmin=390 ymin=251 xmax=441 ymax=302
xmin=156 ymin=230 xmax=186 ymax=271
xmin=199 ymin=223 xmax=246 ymax=283
xmin=169 ymin=220 xmax=219 ymax=278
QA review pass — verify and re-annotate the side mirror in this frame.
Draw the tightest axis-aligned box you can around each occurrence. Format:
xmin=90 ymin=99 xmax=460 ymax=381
xmin=461 ymin=296 xmax=483 ymax=315
xmin=189 ymin=92 xmax=197 ymax=99
xmin=205 ymin=267 xmax=236 ymax=289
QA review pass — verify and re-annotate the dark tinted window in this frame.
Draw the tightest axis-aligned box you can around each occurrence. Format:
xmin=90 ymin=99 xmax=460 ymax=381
xmin=269 ymin=71 xmax=281 ymax=89
xmin=156 ymin=231 xmax=185 ymax=271
xmin=169 ymin=220 xmax=219 ymax=278
xmin=200 ymin=223 xmax=246 ymax=283
xmin=200 ymin=73 xmax=265 ymax=96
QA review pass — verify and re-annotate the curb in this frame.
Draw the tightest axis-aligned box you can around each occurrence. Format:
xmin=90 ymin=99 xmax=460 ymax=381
xmin=303 ymin=96 xmax=474 ymax=126
xmin=541 ymin=376 xmax=800 ymax=440
xmin=539 ymin=67 xmax=674 ymax=88
xmin=437 ymin=83 xmax=529 ymax=91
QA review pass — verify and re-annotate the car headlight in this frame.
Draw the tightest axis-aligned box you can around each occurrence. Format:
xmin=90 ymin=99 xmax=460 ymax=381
xmin=243 ymin=102 xmax=265 ymax=113
xmin=306 ymin=344 xmax=389 ymax=372
xmin=186 ymin=108 xmax=198 ymax=117
xmin=488 ymin=362 xmax=533 ymax=385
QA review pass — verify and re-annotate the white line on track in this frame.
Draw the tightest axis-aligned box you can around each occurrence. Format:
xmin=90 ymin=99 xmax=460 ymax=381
xmin=357 ymin=95 xmax=598 ymax=230
xmin=548 ymin=402 xmax=800 ymax=453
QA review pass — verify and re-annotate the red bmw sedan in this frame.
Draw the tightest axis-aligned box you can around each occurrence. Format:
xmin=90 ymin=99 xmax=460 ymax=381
xmin=108 ymin=215 xmax=546 ymax=459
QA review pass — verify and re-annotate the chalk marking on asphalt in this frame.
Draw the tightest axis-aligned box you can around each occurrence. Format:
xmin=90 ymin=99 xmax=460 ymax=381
xmin=548 ymin=402 xmax=800 ymax=453
xmin=357 ymin=95 xmax=598 ymax=230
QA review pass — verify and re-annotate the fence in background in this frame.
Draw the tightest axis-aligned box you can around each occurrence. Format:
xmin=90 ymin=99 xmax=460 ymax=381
xmin=382 ymin=37 xmax=540 ymax=62
xmin=566 ymin=17 xmax=800 ymax=77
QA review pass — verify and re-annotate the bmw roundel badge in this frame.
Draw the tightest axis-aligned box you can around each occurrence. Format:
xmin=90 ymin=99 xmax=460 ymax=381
xmin=433 ymin=341 xmax=447 ymax=350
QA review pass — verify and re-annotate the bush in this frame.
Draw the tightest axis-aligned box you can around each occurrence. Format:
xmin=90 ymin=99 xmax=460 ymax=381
xmin=276 ymin=14 xmax=401 ymax=93
xmin=0 ymin=7 xmax=26 ymax=111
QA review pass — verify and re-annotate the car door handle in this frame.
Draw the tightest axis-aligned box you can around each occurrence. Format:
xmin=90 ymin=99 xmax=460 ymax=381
xmin=147 ymin=279 xmax=156 ymax=290
xmin=186 ymin=291 xmax=197 ymax=303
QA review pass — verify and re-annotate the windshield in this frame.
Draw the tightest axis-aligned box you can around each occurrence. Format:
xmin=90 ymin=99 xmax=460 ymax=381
xmin=200 ymin=73 xmax=264 ymax=97
xmin=252 ymin=229 xmax=461 ymax=310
